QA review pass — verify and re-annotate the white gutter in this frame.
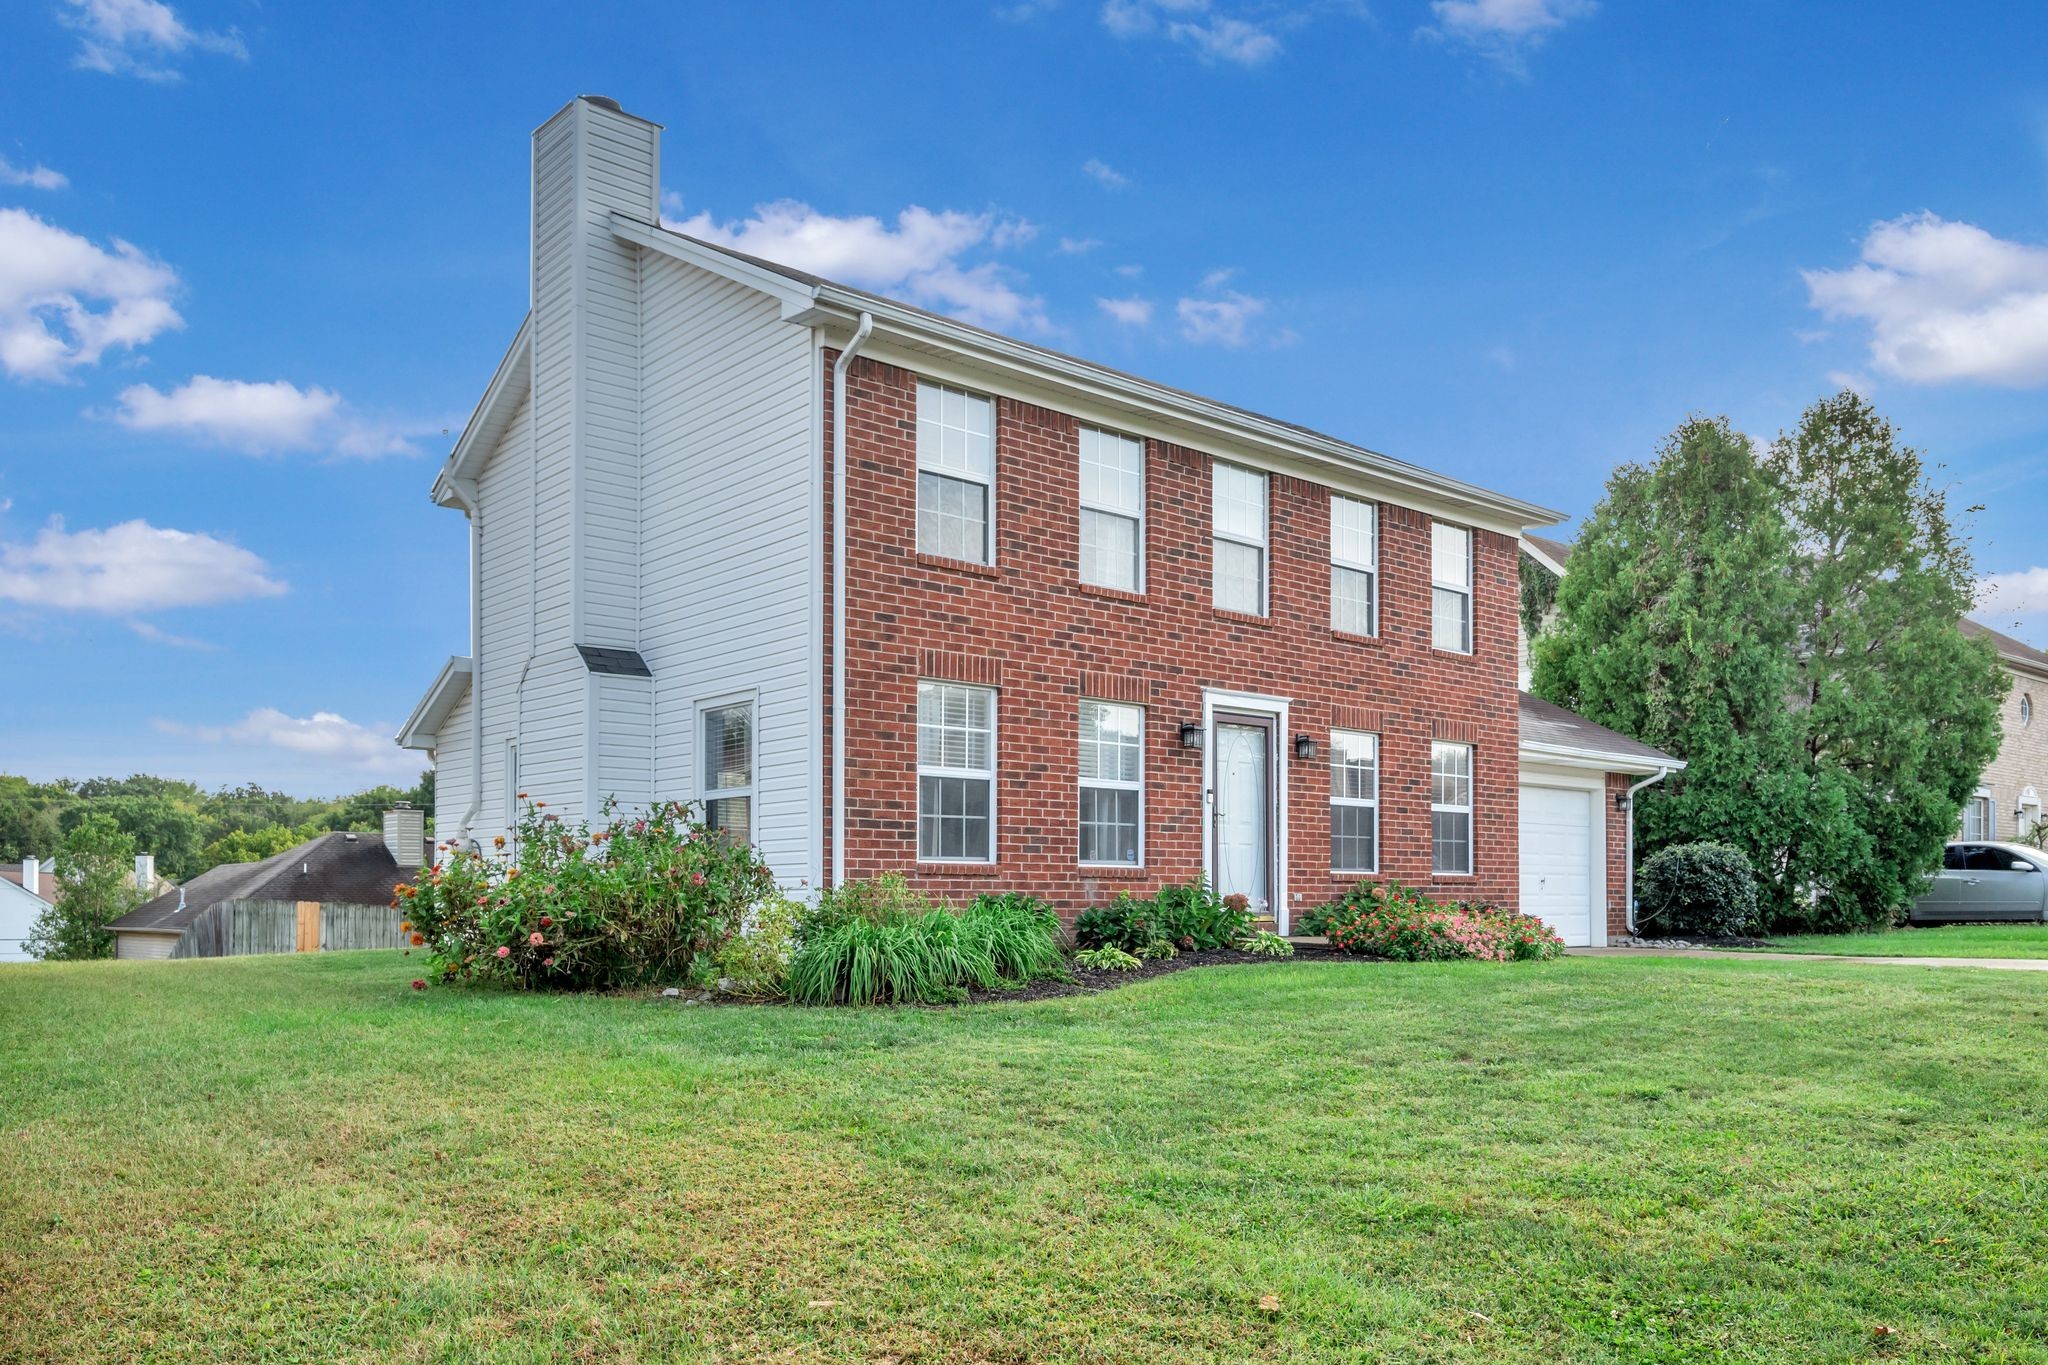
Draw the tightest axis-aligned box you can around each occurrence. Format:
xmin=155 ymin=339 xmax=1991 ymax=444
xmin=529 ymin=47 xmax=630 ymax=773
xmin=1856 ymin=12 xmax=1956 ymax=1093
xmin=1622 ymin=767 xmax=1674 ymax=935
xmin=444 ymin=477 xmax=484 ymax=848
xmin=830 ymin=311 xmax=874 ymax=889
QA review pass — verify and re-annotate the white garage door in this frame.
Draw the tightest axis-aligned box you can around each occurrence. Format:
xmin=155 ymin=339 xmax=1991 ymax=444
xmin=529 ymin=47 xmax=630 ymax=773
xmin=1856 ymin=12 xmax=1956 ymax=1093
xmin=1520 ymin=785 xmax=1594 ymax=946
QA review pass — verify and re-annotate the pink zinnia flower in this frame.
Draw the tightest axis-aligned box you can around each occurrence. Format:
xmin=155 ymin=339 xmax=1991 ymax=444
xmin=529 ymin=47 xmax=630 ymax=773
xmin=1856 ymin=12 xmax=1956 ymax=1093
xmin=542 ymin=957 xmax=554 ymax=968
xmin=529 ymin=931 xmax=544 ymax=946
xmin=411 ymin=979 xmax=426 ymax=990
xmin=496 ymin=945 xmax=511 ymax=958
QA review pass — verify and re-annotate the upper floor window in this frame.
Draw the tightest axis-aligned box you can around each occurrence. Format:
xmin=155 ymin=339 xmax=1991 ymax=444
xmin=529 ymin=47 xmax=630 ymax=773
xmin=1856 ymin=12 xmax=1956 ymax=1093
xmin=2023 ymin=694 xmax=2035 ymax=728
xmin=1079 ymin=427 xmax=1145 ymax=592
xmin=1078 ymin=700 xmax=1143 ymax=866
xmin=1331 ymin=495 xmax=1378 ymax=637
xmin=701 ymin=699 xmax=754 ymax=842
xmin=1330 ymin=730 xmax=1379 ymax=874
xmin=1212 ymin=462 xmax=1267 ymax=615
xmin=1431 ymin=740 xmax=1473 ymax=875
xmin=1432 ymin=521 xmax=1472 ymax=653
xmin=916 ymin=381 xmax=995 ymax=564
xmin=917 ymin=680 xmax=996 ymax=862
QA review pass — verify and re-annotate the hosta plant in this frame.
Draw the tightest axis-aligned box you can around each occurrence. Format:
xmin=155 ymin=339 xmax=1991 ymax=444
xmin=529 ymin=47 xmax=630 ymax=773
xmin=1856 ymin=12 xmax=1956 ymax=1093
xmin=1072 ymin=944 xmax=1141 ymax=971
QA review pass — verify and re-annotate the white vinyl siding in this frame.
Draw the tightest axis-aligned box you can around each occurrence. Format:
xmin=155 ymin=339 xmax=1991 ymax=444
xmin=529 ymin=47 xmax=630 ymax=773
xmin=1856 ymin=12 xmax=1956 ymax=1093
xmin=1330 ymin=730 xmax=1379 ymax=874
xmin=1432 ymin=521 xmax=1473 ymax=653
xmin=916 ymin=381 xmax=995 ymax=564
xmin=1431 ymin=740 xmax=1474 ymax=876
xmin=1079 ymin=427 xmax=1144 ymax=592
xmin=432 ymin=687 xmax=474 ymax=859
xmin=1331 ymin=495 xmax=1377 ymax=637
xmin=918 ymin=682 xmax=996 ymax=863
xmin=701 ymin=699 xmax=755 ymax=841
xmin=1078 ymin=700 xmax=1143 ymax=866
xmin=1212 ymin=463 xmax=1267 ymax=615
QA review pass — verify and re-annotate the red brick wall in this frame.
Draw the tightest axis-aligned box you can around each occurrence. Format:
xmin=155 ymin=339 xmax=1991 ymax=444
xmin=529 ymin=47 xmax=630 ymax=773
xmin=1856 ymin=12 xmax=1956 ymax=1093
xmin=823 ymin=353 xmax=1523 ymax=923
xmin=1606 ymin=772 xmax=1632 ymax=939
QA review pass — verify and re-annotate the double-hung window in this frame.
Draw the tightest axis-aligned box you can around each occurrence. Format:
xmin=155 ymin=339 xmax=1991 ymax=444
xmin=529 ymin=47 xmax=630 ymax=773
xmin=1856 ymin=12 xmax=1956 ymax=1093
xmin=1078 ymin=700 xmax=1143 ymax=865
xmin=916 ymin=381 xmax=995 ymax=564
xmin=701 ymin=699 xmax=755 ymax=842
xmin=1331 ymin=495 xmax=1378 ymax=636
xmin=1212 ymin=462 xmax=1267 ymax=615
xmin=1962 ymin=792 xmax=1994 ymax=842
xmin=1330 ymin=730 xmax=1379 ymax=874
xmin=917 ymin=681 xmax=996 ymax=862
xmin=1079 ymin=427 xmax=1144 ymax=592
xmin=1431 ymin=740 xmax=1474 ymax=875
xmin=1432 ymin=521 xmax=1472 ymax=653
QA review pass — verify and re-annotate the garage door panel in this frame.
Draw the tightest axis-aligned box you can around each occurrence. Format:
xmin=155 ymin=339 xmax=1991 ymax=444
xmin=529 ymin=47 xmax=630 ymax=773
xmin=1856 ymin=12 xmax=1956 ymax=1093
xmin=1520 ymin=785 xmax=1594 ymax=946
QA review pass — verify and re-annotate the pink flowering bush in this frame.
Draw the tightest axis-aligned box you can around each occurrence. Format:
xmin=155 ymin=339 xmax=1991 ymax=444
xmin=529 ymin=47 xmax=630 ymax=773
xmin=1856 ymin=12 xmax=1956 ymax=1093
xmin=1315 ymin=879 xmax=1564 ymax=962
xmin=396 ymin=798 xmax=777 ymax=990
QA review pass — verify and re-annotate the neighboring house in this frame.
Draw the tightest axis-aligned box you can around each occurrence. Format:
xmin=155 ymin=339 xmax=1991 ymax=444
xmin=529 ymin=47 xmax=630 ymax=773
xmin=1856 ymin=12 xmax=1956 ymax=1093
xmin=0 ymin=858 xmax=55 ymax=961
xmin=1958 ymin=619 xmax=2048 ymax=842
xmin=105 ymin=808 xmax=425 ymax=961
xmin=398 ymin=95 xmax=1681 ymax=945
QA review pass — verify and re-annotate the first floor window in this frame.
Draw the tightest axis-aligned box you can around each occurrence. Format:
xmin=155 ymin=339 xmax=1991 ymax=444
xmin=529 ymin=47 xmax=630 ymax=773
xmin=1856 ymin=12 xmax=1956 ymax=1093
xmin=1431 ymin=740 xmax=1473 ymax=875
xmin=1330 ymin=730 xmax=1379 ymax=873
xmin=1962 ymin=793 xmax=1994 ymax=842
xmin=1078 ymin=700 xmax=1143 ymax=865
xmin=702 ymin=700 xmax=754 ymax=842
xmin=918 ymin=681 xmax=996 ymax=862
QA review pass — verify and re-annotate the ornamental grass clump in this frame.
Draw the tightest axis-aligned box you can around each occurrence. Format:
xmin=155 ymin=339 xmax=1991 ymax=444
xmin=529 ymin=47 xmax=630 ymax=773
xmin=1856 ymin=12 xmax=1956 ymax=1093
xmin=783 ymin=880 xmax=1068 ymax=1005
xmin=396 ymin=798 xmax=778 ymax=991
xmin=1315 ymin=879 xmax=1564 ymax=962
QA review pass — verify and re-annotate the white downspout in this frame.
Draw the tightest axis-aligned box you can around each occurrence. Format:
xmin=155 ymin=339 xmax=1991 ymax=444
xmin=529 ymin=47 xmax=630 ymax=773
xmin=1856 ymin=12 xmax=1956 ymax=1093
xmin=830 ymin=311 xmax=874 ymax=889
xmin=448 ymin=478 xmax=484 ymax=847
xmin=1623 ymin=767 xmax=1672 ymax=935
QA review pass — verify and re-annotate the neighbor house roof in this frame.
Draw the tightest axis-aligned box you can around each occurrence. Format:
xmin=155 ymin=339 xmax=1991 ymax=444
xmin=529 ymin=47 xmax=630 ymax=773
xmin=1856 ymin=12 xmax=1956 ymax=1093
xmin=1519 ymin=693 xmax=1684 ymax=776
xmin=108 ymin=831 xmax=421 ymax=936
xmin=1521 ymin=532 xmax=1573 ymax=577
xmin=1962 ymin=618 xmax=2048 ymax=679
xmin=0 ymin=867 xmax=56 ymax=905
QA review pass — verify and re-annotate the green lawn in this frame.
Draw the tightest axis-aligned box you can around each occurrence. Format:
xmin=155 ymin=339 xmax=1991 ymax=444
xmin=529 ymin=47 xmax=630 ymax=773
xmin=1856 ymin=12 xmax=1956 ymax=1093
xmin=1757 ymin=922 xmax=2048 ymax=959
xmin=3 ymin=953 xmax=2047 ymax=1362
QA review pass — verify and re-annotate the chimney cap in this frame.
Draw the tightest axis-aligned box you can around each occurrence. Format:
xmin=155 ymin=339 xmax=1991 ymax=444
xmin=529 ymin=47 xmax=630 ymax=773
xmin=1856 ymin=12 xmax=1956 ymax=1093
xmin=580 ymin=94 xmax=623 ymax=111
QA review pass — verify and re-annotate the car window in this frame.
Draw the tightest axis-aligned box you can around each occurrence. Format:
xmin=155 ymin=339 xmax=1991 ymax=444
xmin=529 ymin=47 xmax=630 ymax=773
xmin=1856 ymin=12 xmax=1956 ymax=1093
xmin=1942 ymin=846 xmax=1970 ymax=871
xmin=1966 ymin=847 xmax=2028 ymax=872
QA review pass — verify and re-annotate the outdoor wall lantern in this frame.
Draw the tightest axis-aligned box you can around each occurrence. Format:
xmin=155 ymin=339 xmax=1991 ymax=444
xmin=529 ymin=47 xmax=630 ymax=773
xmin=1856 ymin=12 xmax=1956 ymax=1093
xmin=1614 ymin=792 xmax=1632 ymax=812
xmin=1179 ymin=721 xmax=1205 ymax=750
xmin=1293 ymin=733 xmax=1319 ymax=761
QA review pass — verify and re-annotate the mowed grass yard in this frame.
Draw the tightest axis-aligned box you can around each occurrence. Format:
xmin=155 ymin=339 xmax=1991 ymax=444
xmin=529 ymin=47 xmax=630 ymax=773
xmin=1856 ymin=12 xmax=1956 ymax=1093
xmin=1757 ymin=922 xmax=2048 ymax=959
xmin=3 ymin=954 xmax=2047 ymax=1363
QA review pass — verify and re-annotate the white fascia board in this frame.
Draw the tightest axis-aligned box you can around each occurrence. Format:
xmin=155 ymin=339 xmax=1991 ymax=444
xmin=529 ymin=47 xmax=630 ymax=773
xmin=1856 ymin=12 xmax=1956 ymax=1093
xmin=608 ymin=214 xmax=819 ymax=317
xmin=1519 ymin=536 xmax=1569 ymax=579
xmin=397 ymin=655 xmax=474 ymax=750
xmin=432 ymin=315 xmax=533 ymax=508
xmin=1517 ymin=739 xmax=1686 ymax=777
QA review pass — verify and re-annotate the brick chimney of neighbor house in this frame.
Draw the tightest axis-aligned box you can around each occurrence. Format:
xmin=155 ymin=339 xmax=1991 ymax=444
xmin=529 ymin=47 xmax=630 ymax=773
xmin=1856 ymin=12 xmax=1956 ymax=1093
xmin=383 ymin=803 xmax=427 ymax=869
xmin=20 ymin=857 xmax=39 ymax=900
xmin=134 ymin=853 xmax=155 ymax=892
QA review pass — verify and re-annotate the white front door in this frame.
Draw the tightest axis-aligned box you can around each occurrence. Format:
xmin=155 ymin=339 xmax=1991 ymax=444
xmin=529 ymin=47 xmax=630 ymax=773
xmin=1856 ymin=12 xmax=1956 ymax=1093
xmin=1519 ymin=784 xmax=1593 ymax=946
xmin=1212 ymin=717 xmax=1272 ymax=914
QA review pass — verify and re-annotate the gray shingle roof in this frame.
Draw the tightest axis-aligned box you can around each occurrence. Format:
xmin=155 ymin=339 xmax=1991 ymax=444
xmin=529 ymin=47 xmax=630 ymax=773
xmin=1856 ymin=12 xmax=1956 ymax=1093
xmin=108 ymin=831 xmax=420 ymax=935
xmin=1520 ymin=693 xmax=1682 ymax=771
xmin=1962 ymin=618 xmax=2048 ymax=674
xmin=1522 ymin=532 xmax=1573 ymax=569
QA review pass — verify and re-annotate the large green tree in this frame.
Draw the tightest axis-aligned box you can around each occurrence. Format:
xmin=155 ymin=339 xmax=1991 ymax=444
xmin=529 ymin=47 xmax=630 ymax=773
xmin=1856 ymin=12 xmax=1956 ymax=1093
xmin=26 ymin=814 xmax=143 ymax=961
xmin=61 ymin=793 xmax=206 ymax=882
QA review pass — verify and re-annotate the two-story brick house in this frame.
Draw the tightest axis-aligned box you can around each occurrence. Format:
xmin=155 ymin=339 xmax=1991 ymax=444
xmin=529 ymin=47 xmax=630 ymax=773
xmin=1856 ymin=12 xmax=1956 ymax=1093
xmin=398 ymin=96 xmax=1679 ymax=943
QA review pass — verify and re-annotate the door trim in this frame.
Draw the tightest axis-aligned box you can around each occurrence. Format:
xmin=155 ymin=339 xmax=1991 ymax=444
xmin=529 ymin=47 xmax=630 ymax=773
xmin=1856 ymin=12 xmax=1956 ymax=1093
xmin=1203 ymin=689 xmax=1291 ymax=933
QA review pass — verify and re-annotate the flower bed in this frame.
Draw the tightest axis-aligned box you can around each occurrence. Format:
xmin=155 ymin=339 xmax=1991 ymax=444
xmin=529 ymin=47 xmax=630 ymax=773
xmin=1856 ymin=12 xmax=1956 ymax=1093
xmin=1306 ymin=880 xmax=1565 ymax=962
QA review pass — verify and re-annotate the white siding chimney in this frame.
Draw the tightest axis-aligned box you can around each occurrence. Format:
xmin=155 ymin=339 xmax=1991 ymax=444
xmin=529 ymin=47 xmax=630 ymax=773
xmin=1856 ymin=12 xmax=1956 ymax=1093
xmin=134 ymin=853 xmax=155 ymax=891
xmin=20 ymin=857 xmax=39 ymax=900
xmin=383 ymin=803 xmax=427 ymax=869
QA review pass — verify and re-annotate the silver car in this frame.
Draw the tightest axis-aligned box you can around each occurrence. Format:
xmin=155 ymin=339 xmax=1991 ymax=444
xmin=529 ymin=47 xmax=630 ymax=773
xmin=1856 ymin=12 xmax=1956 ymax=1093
xmin=1909 ymin=842 xmax=2048 ymax=923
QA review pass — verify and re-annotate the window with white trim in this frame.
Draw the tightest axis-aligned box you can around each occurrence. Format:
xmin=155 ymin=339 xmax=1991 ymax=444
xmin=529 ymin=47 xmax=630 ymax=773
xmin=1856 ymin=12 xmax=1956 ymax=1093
xmin=1212 ymin=462 xmax=1267 ymax=615
xmin=916 ymin=381 xmax=995 ymax=564
xmin=1431 ymin=521 xmax=1472 ymax=653
xmin=917 ymin=681 xmax=996 ymax=862
xmin=1330 ymin=730 xmax=1379 ymax=873
xmin=701 ymin=700 xmax=754 ymax=842
xmin=1431 ymin=740 xmax=1473 ymax=875
xmin=1331 ymin=495 xmax=1378 ymax=637
xmin=2022 ymin=693 xmax=2035 ymax=728
xmin=1962 ymin=792 xmax=1994 ymax=842
xmin=1079 ymin=427 xmax=1144 ymax=592
xmin=1078 ymin=700 xmax=1143 ymax=865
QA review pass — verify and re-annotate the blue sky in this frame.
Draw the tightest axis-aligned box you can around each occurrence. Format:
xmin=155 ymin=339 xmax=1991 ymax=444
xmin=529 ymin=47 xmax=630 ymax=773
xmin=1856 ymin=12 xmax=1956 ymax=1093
xmin=2 ymin=0 xmax=2045 ymax=795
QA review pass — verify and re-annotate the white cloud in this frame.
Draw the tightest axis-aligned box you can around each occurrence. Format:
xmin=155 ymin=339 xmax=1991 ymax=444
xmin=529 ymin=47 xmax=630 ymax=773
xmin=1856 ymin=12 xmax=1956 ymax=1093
xmin=61 ymin=0 xmax=247 ymax=81
xmin=127 ymin=618 xmax=215 ymax=650
xmin=0 ymin=156 xmax=68 ymax=191
xmin=665 ymin=196 xmax=1047 ymax=332
xmin=0 ymin=207 xmax=181 ymax=381
xmin=1200 ymin=266 xmax=1239 ymax=289
xmin=1803 ymin=213 xmax=2048 ymax=387
xmin=1057 ymin=236 xmax=1103 ymax=254
xmin=1177 ymin=290 xmax=1268 ymax=345
xmin=1424 ymin=0 xmax=1594 ymax=73
xmin=106 ymin=375 xmax=418 ymax=457
xmin=1102 ymin=0 xmax=1283 ymax=66
xmin=157 ymin=708 xmax=414 ymax=773
xmin=0 ymin=518 xmax=285 ymax=614
xmin=1978 ymin=567 xmax=2048 ymax=618
xmin=1098 ymin=296 xmax=1155 ymax=326
xmin=1114 ymin=263 xmax=1144 ymax=279
xmin=1083 ymin=158 xmax=1130 ymax=190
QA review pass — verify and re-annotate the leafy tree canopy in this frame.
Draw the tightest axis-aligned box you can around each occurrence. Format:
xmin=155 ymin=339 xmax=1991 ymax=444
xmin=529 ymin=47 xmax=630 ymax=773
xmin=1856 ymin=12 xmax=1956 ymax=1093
xmin=26 ymin=813 xmax=142 ymax=961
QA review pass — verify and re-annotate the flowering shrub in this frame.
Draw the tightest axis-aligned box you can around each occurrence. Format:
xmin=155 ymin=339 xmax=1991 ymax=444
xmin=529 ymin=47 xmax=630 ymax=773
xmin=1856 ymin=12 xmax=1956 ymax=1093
xmin=712 ymin=892 xmax=804 ymax=998
xmin=397 ymin=798 xmax=778 ymax=990
xmin=1316 ymin=879 xmax=1564 ymax=962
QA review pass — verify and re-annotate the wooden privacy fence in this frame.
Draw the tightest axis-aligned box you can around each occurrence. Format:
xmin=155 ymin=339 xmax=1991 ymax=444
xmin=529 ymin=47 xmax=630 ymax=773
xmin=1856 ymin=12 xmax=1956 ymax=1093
xmin=223 ymin=899 xmax=406 ymax=955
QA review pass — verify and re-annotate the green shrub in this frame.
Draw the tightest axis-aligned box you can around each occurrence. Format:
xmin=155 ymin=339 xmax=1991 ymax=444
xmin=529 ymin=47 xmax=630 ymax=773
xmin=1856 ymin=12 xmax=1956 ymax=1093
xmin=1135 ymin=938 xmax=1178 ymax=961
xmin=783 ymin=880 xmax=1067 ymax=1005
xmin=713 ymin=892 xmax=803 ymax=998
xmin=1315 ymin=879 xmax=1565 ymax=962
xmin=1236 ymin=930 xmax=1294 ymax=958
xmin=1636 ymin=842 xmax=1761 ymax=938
xmin=397 ymin=799 xmax=778 ymax=990
xmin=1074 ymin=880 xmax=1248 ymax=953
xmin=1072 ymin=944 xmax=1141 ymax=971
xmin=799 ymin=871 xmax=938 ymax=941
